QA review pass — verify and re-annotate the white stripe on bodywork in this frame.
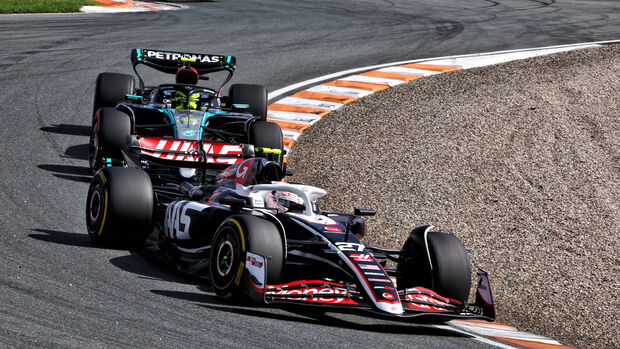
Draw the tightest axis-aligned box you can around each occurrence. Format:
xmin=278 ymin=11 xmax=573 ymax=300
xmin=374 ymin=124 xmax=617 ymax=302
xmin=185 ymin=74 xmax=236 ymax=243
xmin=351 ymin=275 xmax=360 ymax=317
xmin=166 ymin=140 xmax=181 ymax=159
xmin=339 ymin=75 xmax=406 ymax=86
xmin=173 ymin=244 xmax=211 ymax=253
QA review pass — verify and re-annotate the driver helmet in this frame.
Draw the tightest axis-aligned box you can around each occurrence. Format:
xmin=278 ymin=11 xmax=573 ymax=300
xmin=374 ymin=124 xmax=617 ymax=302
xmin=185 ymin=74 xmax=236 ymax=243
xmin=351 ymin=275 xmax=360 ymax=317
xmin=172 ymin=90 xmax=201 ymax=110
xmin=264 ymin=191 xmax=305 ymax=213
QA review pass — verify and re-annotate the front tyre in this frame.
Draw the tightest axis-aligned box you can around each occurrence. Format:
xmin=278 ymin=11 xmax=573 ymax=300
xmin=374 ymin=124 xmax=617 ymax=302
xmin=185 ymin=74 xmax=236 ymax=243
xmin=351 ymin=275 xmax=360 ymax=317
xmin=210 ymin=215 xmax=284 ymax=300
xmin=397 ymin=227 xmax=471 ymax=303
xmin=86 ymin=167 xmax=153 ymax=248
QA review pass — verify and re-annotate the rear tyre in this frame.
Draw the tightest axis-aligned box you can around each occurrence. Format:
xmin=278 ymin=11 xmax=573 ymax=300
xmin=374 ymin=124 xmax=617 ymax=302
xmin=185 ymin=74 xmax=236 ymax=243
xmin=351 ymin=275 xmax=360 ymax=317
xmin=397 ymin=228 xmax=471 ymax=303
xmin=86 ymin=167 xmax=153 ymax=248
xmin=228 ymin=84 xmax=268 ymax=119
xmin=89 ymin=108 xmax=131 ymax=172
xmin=93 ymin=72 xmax=134 ymax=116
xmin=249 ymin=121 xmax=283 ymax=165
xmin=210 ymin=215 xmax=284 ymax=300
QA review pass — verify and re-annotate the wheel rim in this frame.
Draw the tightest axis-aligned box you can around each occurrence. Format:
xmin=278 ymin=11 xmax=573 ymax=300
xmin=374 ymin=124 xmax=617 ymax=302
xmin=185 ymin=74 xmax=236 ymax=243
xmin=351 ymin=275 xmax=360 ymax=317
xmin=211 ymin=226 xmax=240 ymax=290
xmin=89 ymin=184 xmax=102 ymax=224
xmin=216 ymin=239 xmax=235 ymax=277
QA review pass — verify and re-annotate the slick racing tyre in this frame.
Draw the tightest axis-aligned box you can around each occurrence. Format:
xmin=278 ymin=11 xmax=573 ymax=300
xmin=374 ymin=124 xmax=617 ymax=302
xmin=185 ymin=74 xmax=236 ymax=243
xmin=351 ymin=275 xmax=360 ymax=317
xmin=86 ymin=167 xmax=153 ymax=248
xmin=89 ymin=108 xmax=131 ymax=172
xmin=249 ymin=121 xmax=283 ymax=166
xmin=397 ymin=227 xmax=471 ymax=303
xmin=93 ymin=72 xmax=134 ymax=116
xmin=228 ymin=84 xmax=268 ymax=120
xmin=210 ymin=215 xmax=284 ymax=300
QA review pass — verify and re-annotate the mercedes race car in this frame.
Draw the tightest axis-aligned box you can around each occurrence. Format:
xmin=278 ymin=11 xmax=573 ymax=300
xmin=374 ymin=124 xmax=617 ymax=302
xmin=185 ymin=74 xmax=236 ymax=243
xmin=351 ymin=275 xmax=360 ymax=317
xmin=88 ymin=49 xmax=283 ymax=183
xmin=85 ymin=155 xmax=496 ymax=321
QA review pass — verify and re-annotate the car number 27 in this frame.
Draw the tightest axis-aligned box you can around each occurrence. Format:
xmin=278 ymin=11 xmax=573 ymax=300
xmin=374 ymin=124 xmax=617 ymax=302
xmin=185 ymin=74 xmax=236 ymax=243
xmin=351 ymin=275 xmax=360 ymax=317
xmin=335 ymin=242 xmax=365 ymax=252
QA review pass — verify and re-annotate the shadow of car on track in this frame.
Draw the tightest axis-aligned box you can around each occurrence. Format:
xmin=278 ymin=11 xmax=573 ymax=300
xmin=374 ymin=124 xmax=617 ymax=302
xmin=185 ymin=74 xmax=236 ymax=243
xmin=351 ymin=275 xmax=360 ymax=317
xmin=29 ymin=228 xmax=93 ymax=248
xmin=149 ymin=287 xmax=473 ymax=339
xmin=38 ymin=163 xmax=91 ymax=183
xmin=109 ymin=252 xmax=207 ymax=287
xmin=39 ymin=124 xmax=90 ymax=137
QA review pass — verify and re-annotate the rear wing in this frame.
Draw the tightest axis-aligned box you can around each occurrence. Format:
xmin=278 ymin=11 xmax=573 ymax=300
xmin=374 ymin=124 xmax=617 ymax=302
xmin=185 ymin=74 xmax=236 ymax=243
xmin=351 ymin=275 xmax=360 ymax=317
xmin=131 ymin=48 xmax=236 ymax=94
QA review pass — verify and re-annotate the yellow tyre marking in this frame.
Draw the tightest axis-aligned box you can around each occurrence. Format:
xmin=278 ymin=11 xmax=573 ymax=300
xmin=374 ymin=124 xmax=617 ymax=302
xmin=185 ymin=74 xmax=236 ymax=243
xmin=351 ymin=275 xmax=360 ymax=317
xmin=96 ymin=171 xmax=108 ymax=237
xmin=229 ymin=218 xmax=246 ymax=286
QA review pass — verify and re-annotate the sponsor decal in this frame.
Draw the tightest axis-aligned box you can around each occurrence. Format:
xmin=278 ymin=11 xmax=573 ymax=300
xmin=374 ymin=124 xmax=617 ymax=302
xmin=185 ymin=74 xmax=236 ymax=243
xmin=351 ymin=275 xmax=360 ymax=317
xmin=383 ymin=292 xmax=395 ymax=300
xmin=164 ymin=201 xmax=209 ymax=240
xmin=183 ymin=130 xmax=195 ymax=137
xmin=245 ymin=252 xmax=265 ymax=290
xmin=404 ymin=293 xmax=453 ymax=312
xmin=266 ymin=286 xmax=358 ymax=305
xmin=145 ymin=50 xmax=222 ymax=63
xmin=246 ymin=255 xmax=263 ymax=268
xmin=235 ymin=162 xmax=250 ymax=183
xmin=360 ymin=264 xmax=381 ymax=271
xmin=324 ymin=226 xmax=343 ymax=232
xmin=373 ymin=286 xmax=393 ymax=290
xmin=367 ymin=278 xmax=392 ymax=283
xmin=363 ymin=272 xmax=385 ymax=276
xmin=350 ymin=253 xmax=372 ymax=262
xmin=139 ymin=137 xmax=243 ymax=164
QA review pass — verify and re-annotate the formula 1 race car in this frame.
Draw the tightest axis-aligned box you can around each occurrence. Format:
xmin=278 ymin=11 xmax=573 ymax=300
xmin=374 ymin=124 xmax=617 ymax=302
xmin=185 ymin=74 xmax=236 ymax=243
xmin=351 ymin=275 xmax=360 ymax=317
xmin=88 ymin=49 xmax=283 ymax=183
xmin=85 ymin=155 xmax=496 ymax=321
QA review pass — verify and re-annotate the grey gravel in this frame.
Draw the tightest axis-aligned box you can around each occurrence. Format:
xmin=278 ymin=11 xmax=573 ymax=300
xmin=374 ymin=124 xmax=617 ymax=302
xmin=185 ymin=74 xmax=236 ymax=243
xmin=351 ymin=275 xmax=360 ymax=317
xmin=287 ymin=45 xmax=619 ymax=349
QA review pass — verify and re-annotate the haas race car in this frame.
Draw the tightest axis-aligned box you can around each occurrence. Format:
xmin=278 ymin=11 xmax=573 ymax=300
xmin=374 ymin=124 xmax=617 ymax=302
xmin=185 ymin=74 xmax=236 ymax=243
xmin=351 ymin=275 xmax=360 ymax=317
xmin=88 ymin=49 xmax=283 ymax=183
xmin=85 ymin=155 xmax=496 ymax=321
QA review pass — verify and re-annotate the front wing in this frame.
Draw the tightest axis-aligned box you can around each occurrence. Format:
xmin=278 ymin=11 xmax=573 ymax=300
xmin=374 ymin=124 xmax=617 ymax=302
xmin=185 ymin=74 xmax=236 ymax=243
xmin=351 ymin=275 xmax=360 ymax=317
xmin=244 ymin=255 xmax=495 ymax=321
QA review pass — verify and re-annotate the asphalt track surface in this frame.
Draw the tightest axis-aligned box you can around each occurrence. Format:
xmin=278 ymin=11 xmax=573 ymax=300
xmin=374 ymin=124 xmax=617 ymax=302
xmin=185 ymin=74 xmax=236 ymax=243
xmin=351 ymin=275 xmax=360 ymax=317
xmin=0 ymin=1 xmax=618 ymax=347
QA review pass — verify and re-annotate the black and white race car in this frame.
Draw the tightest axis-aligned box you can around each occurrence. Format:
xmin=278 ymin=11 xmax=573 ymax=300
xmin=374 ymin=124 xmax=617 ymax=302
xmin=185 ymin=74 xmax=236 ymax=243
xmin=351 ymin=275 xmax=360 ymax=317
xmin=85 ymin=154 xmax=495 ymax=321
xmin=89 ymin=49 xmax=283 ymax=182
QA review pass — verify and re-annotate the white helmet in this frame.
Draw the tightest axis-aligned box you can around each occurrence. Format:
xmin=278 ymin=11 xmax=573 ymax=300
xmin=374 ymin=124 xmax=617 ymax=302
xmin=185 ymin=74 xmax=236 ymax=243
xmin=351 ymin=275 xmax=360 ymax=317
xmin=264 ymin=191 xmax=305 ymax=213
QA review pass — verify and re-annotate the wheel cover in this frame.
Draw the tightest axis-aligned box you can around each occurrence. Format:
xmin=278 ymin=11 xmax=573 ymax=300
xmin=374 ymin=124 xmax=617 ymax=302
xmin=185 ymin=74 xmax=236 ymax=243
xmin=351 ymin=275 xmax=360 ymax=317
xmin=216 ymin=239 xmax=235 ymax=277
xmin=89 ymin=185 xmax=102 ymax=224
xmin=211 ymin=227 xmax=240 ymax=290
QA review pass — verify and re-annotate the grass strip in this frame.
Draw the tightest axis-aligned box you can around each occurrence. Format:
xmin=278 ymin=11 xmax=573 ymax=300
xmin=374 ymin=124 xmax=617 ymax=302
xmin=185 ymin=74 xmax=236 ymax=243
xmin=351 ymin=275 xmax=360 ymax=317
xmin=0 ymin=0 xmax=101 ymax=14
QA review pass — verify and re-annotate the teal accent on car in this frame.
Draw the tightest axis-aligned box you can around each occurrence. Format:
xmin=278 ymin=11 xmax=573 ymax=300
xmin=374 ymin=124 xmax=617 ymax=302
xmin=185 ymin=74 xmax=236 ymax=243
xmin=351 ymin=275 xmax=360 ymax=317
xmin=158 ymin=108 xmax=177 ymax=138
xmin=232 ymin=103 xmax=249 ymax=108
xmin=199 ymin=110 xmax=228 ymax=139
xmin=137 ymin=48 xmax=142 ymax=61
xmin=125 ymin=94 xmax=142 ymax=99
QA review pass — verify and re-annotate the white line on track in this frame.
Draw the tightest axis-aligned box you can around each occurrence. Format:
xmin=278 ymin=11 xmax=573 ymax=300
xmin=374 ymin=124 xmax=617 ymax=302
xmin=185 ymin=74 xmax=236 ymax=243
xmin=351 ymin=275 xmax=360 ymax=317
xmin=434 ymin=324 xmax=520 ymax=349
xmin=268 ymin=39 xmax=620 ymax=101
